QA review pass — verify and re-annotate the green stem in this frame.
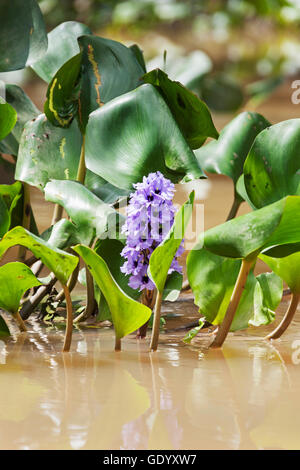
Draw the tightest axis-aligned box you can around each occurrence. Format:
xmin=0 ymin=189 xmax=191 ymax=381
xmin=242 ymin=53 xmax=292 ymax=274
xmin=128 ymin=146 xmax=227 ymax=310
xmin=55 ymin=259 xmax=79 ymax=302
xmin=265 ymin=292 xmax=300 ymax=340
xmin=211 ymin=258 xmax=254 ymax=348
xmin=150 ymin=290 xmax=163 ymax=352
xmin=62 ymin=284 xmax=73 ymax=352
xmin=18 ymin=183 xmax=31 ymax=262
xmin=76 ymin=134 xmax=86 ymax=184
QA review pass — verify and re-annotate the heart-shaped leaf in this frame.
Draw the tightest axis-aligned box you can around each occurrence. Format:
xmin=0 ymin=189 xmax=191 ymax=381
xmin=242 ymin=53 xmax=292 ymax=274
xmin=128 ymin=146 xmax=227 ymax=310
xmin=143 ymin=68 xmax=218 ymax=149
xmin=0 ymin=99 xmax=17 ymax=141
xmin=0 ymin=0 xmax=47 ymax=72
xmin=32 ymin=21 xmax=92 ymax=83
xmin=15 ymin=114 xmax=82 ymax=189
xmin=149 ymin=191 xmax=194 ymax=293
xmin=260 ymin=252 xmax=300 ymax=294
xmin=187 ymin=247 xmax=282 ymax=330
xmin=41 ymin=219 xmax=81 ymax=250
xmin=0 ymin=227 xmax=78 ymax=284
xmin=202 ymin=196 xmax=300 ymax=259
xmin=195 ymin=112 xmax=270 ymax=184
xmin=73 ymin=244 xmax=152 ymax=339
xmin=244 ymin=119 xmax=300 ymax=209
xmin=0 ymin=85 xmax=40 ymax=156
xmin=0 ymin=262 xmax=41 ymax=314
xmin=85 ymin=171 xmax=129 ymax=205
xmin=44 ymin=53 xmax=82 ymax=129
xmin=78 ymin=35 xmax=145 ymax=130
xmin=85 ymin=85 xmax=205 ymax=190
xmin=44 ymin=180 xmax=124 ymax=244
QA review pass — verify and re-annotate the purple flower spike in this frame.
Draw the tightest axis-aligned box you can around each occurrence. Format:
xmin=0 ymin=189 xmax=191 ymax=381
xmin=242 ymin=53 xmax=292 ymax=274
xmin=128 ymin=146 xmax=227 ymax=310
xmin=121 ymin=171 xmax=184 ymax=292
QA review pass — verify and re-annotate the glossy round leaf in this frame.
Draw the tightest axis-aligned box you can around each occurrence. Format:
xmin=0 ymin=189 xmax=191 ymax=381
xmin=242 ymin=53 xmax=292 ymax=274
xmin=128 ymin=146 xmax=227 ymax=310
xmin=244 ymin=119 xmax=300 ymax=209
xmin=143 ymin=68 xmax=218 ymax=149
xmin=202 ymin=196 xmax=300 ymax=259
xmin=15 ymin=114 xmax=82 ymax=190
xmin=32 ymin=21 xmax=92 ymax=83
xmin=78 ymin=35 xmax=145 ymax=130
xmin=85 ymin=171 xmax=129 ymax=205
xmin=85 ymin=84 xmax=205 ymax=190
xmin=260 ymin=252 xmax=300 ymax=294
xmin=0 ymin=85 xmax=40 ymax=156
xmin=0 ymin=227 xmax=78 ymax=285
xmin=73 ymin=244 xmax=152 ymax=339
xmin=195 ymin=112 xmax=270 ymax=183
xmin=0 ymin=0 xmax=47 ymax=72
xmin=44 ymin=180 xmax=124 ymax=244
xmin=0 ymin=262 xmax=41 ymax=314
xmin=0 ymin=99 xmax=17 ymax=141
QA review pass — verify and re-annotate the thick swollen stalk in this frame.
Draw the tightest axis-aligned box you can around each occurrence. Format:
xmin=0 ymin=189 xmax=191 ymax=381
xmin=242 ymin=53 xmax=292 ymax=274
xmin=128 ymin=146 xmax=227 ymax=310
xmin=265 ymin=292 xmax=300 ymax=340
xmin=211 ymin=258 xmax=254 ymax=348
xmin=150 ymin=290 xmax=163 ymax=352
xmin=138 ymin=289 xmax=156 ymax=338
xmin=62 ymin=285 xmax=73 ymax=352
xmin=76 ymin=134 xmax=86 ymax=184
xmin=18 ymin=183 xmax=31 ymax=262
xmin=115 ymin=337 xmax=121 ymax=351
xmin=13 ymin=311 xmax=27 ymax=332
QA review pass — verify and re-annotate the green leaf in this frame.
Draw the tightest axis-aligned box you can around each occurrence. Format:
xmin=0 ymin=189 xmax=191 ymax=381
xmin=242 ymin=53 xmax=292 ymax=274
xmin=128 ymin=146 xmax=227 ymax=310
xmin=44 ymin=53 xmax=82 ymax=129
xmin=0 ymin=99 xmax=17 ymax=141
xmin=143 ymin=68 xmax=218 ymax=149
xmin=0 ymin=262 xmax=41 ymax=314
xmin=260 ymin=252 xmax=300 ymax=294
xmin=195 ymin=112 xmax=270 ymax=183
xmin=0 ymin=181 xmax=23 ymax=231
xmin=163 ymin=272 xmax=183 ymax=302
xmin=41 ymin=219 xmax=80 ymax=250
xmin=0 ymin=195 xmax=10 ymax=238
xmin=32 ymin=21 xmax=92 ymax=83
xmin=199 ymin=74 xmax=244 ymax=112
xmin=15 ymin=114 xmax=82 ymax=190
xmin=78 ymin=35 xmax=145 ymax=130
xmin=249 ymin=272 xmax=283 ymax=327
xmin=85 ymin=84 xmax=205 ymax=190
xmin=0 ymin=85 xmax=40 ymax=156
xmin=130 ymin=44 xmax=147 ymax=73
xmin=0 ymin=314 xmax=10 ymax=336
xmin=244 ymin=119 xmax=300 ymax=209
xmin=245 ymin=76 xmax=284 ymax=109
xmin=44 ymin=180 xmax=124 ymax=244
xmin=187 ymin=248 xmax=282 ymax=331
xmin=0 ymin=227 xmax=78 ymax=285
xmin=95 ymin=238 xmax=140 ymax=301
xmin=183 ymin=318 xmax=205 ymax=344
xmin=0 ymin=0 xmax=47 ymax=72
xmin=148 ymin=191 xmax=194 ymax=293
xmin=73 ymin=244 xmax=152 ymax=339
xmin=202 ymin=196 xmax=300 ymax=259
xmin=85 ymin=171 xmax=129 ymax=205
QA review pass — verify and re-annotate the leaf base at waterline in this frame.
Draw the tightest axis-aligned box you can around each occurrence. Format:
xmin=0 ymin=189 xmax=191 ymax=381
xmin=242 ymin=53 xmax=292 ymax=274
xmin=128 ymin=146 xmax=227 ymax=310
xmin=73 ymin=245 xmax=152 ymax=347
xmin=85 ymin=84 xmax=205 ymax=190
xmin=187 ymin=248 xmax=283 ymax=332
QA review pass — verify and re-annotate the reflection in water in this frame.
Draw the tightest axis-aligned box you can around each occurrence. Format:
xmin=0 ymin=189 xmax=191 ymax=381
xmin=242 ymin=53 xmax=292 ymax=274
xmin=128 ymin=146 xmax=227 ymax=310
xmin=0 ymin=314 xmax=300 ymax=450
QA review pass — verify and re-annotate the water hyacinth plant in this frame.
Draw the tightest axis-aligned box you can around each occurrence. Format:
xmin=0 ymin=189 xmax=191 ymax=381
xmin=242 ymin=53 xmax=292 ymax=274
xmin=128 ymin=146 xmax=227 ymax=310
xmin=0 ymin=0 xmax=299 ymax=355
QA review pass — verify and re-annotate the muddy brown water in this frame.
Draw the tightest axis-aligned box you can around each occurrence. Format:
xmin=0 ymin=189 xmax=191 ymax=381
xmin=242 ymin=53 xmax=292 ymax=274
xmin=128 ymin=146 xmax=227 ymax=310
xmin=1 ymin=85 xmax=300 ymax=449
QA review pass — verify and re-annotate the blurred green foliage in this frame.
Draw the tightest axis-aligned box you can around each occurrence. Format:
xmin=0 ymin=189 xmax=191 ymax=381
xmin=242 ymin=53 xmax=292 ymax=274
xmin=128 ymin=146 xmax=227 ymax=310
xmin=38 ymin=0 xmax=300 ymax=31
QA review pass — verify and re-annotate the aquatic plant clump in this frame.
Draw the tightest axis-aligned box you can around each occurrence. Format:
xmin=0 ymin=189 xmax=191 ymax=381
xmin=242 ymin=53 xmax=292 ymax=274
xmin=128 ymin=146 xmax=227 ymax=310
xmin=121 ymin=171 xmax=184 ymax=291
